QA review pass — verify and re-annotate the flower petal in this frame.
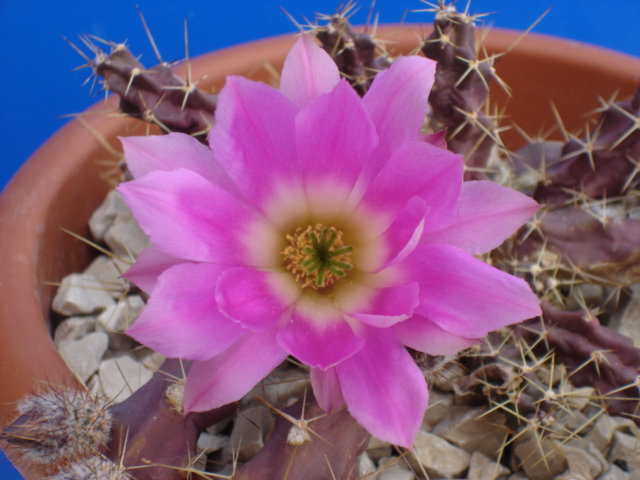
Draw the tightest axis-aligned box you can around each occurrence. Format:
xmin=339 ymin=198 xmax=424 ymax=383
xmin=351 ymin=283 xmax=420 ymax=328
xmin=310 ymin=367 xmax=345 ymax=413
xmin=216 ymin=267 xmax=299 ymax=331
xmin=410 ymin=244 xmax=541 ymax=338
xmin=422 ymin=180 xmax=541 ymax=254
xmin=184 ymin=328 xmax=288 ymax=412
xmin=120 ymin=133 xmax=234 ymax=188
xmin=352 ymin=141 xmax=463 ymax=238
xmin=126 ymin=263 xmax=244 ymax=361
xmin=123 ymin=246 xmax=191 ymax=293
xmin=370 ymin=196 xmax=428 ymax=272
xmin=335 ymin=328 xmax=428 ymax=448
xmin=420 ymin=130 xmax=448 ymax=149
xmin=296 ymin=79 xmax=378 ymax=220
xmin=118 ymin=168 xmax=272 ymax=265
xmin=361 ymin=55 xmax=437 ymax=179
xmin=394 ymin=315 xmax=480 ymax=355
xmin=209 ymin=76 xmax=299 ymax=208
xmin=277 ymin=300 xmax=364 ymax=369
xmin=280 ymin=35 xmax=340 ymax=109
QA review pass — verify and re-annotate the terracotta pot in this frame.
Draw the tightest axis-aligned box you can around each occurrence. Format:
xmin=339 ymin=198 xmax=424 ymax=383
xmin=1 ymin=26 xmax=639 ymax=478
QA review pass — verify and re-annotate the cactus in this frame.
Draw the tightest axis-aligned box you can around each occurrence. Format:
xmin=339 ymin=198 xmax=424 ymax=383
xmin=510 ymin=87 xmax=640 ymax=288
xmin=422 ymin=1 xmax=504 ymax=180
xmin=49 ymin=455 xmax=131 ymax=480
xmin=70 ymin=21 xmax=216 ymax=143
xmin=312 ymin=2 xmax=391 ymax=96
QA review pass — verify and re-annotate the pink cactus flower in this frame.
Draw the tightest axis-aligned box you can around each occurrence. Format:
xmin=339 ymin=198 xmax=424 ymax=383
xmin=118 ymin=35 xmax=541 ymax=448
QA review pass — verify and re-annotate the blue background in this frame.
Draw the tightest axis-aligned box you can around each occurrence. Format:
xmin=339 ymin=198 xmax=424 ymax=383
xmin=1 ymin=1 xmax=639 ymax=477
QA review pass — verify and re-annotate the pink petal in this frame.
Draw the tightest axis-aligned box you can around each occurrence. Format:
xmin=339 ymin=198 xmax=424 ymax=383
xmin=296 ymin=79 xmax=377 ymax=206
xmin=351 ymin=283 xmax=420 ymax=328
xmin=184 ymin=328 xmax=288 ymax=412
xmin=370 ymin=196 xmax=428 ymax=272
xmin=410 ymin=244 xmax=541 ymax=338
xmin=352 ymin=141 xmax=463 ymax=238
xmin=419 ymin=130 xmax=448 ymax=149
xmin=118 ymin=168 xmax=269 ymax=265
xmin=120 ymin=133 xmax=233 ymax=188
xmin=209 ymin=76 xmax=299 ymax=208
xmin=310 ymin=367 xmax=345 ymax=413
xmin=216 ymin=267 xmax=298 ymax=331
xmin=394 ymin=315 xmax=480 ymax=355
xmin=361 ymin=55 xmax=436 ymax=179
xmin=277 ymin=307 xmax=364 ymax=369
xmin=335 ymin=328 xmax=428 ymax=448
xmin=126 ymin=263 xmax=244 ymax=361
xmin=124 ymin=246 xmax=191 ymax=293
xmin=422 ymin=181 xmax=541 ymax=254
xmin=280 ymin=35 xmax=340 ymax=109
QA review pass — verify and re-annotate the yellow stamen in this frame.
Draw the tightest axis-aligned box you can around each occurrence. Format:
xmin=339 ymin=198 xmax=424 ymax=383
xmin=281 ymin=224 xmax=354 ymax=289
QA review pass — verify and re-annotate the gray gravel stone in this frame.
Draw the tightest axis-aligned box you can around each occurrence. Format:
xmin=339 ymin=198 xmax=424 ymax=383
xmin=99 ymin=354 xmax=154 ymax=402
xmin=514 ymin=436 xmax=567 ymax=480
xmin=586 ymin=415 xmax=616 ymax=453
xmin=223 ymin=405 xmax=272 ymax=462
xmin=104 ymin=215 xmax=151 ymax=260
xmin=197 ymin=432 xmax=229 ymax=454
xmin=83 ymin=255 xmax=129 ymax=298
xmin=422 ymin=389 xmax=454 ymax=431
xmin=597 ymin=464 xmax=631 ymax=480
xmin=432 ymin=405 xmax=507 ymax=459
xmin=565 ymin=438 xmax=608 ymax=475
xmin=611 ymin=291 xmax=640 ymax=347
xmin=608 ymin=431 xmax=640 ymax=473
xmin=243 ymin=367 xmax=308 ymax=407
xmin=52 ymin=273 xmax=116 ymax=316
xmin=560 ymin=443 xmax=603 ymax=479
xmin=89 ymin=189 xmax=131 ymax=242
xmin=135 ymin=348 xmax=166 ymax=372
xmin=366 ymin=436 xmax=393 ymax=462
xmin=358 ymin=452 xmax=376 ymax=476
xmin=467 ymin=452 xmax=510 ymax=480
xmin=377 ymin=463 xmax=415 ymax=480
xmin=409 ymin=431 xmax=471 ymax=479
xmin=53 ymin=316 xmax=97 ymax=346
xmin=507 ymin=473 xmax=529 ymax=480
xmin=97 ymin=295 xmax=145 ymax=333
xmin=58 ymin=331 xmax=109 ymax=383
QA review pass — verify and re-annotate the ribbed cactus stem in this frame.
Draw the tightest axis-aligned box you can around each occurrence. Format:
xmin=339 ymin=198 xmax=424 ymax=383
xmin=513 ymin=85 xmax=640 ymax=287
xmin=313 ymin=6 xmax=391 ymax=96
xmin=422 ymin=1 xmax=501 ymax=180
xmin=0 ymin=388 xmax=111 ymax=465
xmin=74 ymin=35 xmax=217 ymax=143
xmin=48 ymin=454 xmax=132 ymax=480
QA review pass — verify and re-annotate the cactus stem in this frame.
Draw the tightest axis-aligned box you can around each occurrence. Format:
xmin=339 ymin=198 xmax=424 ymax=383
xmin=559 ymin=122 xmax=603 ymax=170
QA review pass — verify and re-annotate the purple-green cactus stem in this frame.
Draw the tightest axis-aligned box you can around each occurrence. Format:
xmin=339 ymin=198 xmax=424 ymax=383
xmin=105 ymin=358 xmax=236 ymax=480
xmin=233 ymin=394 xmax=370 ymax=480
xmin=516 ymin=302 xmax=640 ymax=423
xmin=421 ymin=1 xmax=502 ymax=180
xmin=72 ymin=35 xmax=216 ymax=143
xmin=512 ymin=85 xmax=640 ymax=287
xmin=517 ymin=87 xmax=640 ymax=206
xmin=313 ymin=4 xmax=391 ymax=96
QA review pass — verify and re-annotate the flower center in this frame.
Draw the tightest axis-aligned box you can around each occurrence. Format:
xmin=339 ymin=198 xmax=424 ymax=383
xmin=282 ymin=224 xmax=354 ymax=289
